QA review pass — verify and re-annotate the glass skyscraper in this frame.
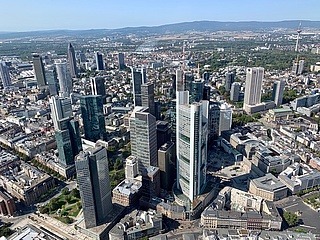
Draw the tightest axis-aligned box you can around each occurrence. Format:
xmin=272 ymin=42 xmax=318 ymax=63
xmin=176 ymin=91 xmax=208 ymax=203
xmin=80 ymin=95 xmax=106 ymax=142
xmin=67 ymin=43 xmax=78 ymax=78
xmin=32 ymin=54 xmax=47 ymax=88
xmin=130 ymin=107 xmax=157 ymax=173
xmin=75 ymin=146 xmax=112 ymax=228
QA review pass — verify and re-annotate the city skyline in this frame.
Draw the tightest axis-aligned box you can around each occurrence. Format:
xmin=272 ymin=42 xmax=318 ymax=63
xmin=1 ymin=0 xmax=319 ymax=32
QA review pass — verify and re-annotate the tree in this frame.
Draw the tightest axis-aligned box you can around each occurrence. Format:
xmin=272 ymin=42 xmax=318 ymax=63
xmin=267 ymin=129 xmax=272 ymax=140
xmin=70 ymin=189 xmax=80 ymax=199
xmin=283 ymin=211 xmax=299 ymax=227
xmin=61 ymin=187 xmax=69 ymax=195
xmin=114 ymin=158 xmax=123 ymax=171
xmin=65 ymin=195 xmax=72 ymax=204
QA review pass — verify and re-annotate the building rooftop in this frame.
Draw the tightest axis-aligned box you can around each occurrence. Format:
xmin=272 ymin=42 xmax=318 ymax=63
xmin=113 ymin=178 xmax=142 ymax=196
xmin=250 ymin=173 xmax=287 ymax=192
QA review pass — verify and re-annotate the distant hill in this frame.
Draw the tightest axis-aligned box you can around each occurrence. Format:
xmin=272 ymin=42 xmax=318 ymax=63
xmin=1 ymin=20 xmax=320 ymax=39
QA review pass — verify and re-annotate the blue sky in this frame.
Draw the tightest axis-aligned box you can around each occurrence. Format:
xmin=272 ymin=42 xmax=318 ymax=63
xmin=1 ymin=0 xmax=319 ymax=31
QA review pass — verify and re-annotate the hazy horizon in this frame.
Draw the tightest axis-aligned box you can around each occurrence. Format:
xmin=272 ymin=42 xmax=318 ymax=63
xmin=1 ymin=0 xmax=319 ymax=32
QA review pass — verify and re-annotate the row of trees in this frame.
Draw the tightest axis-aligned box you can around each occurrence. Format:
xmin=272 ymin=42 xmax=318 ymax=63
xmin=31 ymin=159 xmax=66 ymax=181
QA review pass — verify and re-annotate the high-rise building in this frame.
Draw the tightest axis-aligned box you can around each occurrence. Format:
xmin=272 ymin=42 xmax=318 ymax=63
xmin=90 ymin=77 xmax=106 ymax=96
xmin=184 ymin=71 xmax=194 ymax=93
xmin=169 ymin=99 xmax=177 ymax=143
xmin=230 ymin=82 xmax=240 ymax=102
xmin=50 ymin=96 xmax=81 ymax=166
xmin=208 ymin=102 xmax=220 ymax=140
xmin=176 ymin=69 xmax=184 ymax=92
xmin=154 ymin=100 xmax=161 ymax=120
xmin=80 ymin=95 xmax=106 ymax=142
xmin=79 ymin=52 xmax=86 ymax=63
xmin=95 ymin=52 xmax=104 ymax=71
xmin=142 ymin=166 xmax=160 ymax=198
xmin=54 ymin=118 xmax=82 ymax=166
xmin=131 ymin=67 xmax=147 ymax=107
xmin=219 ymin=103 xmax=232 ymax=135
xmin=243 ymin=67 xmax=264 ymax=110
xmin=32 ymin=54 xmax=47 ymax=88
xmin=292 ymin=61 xmax=298 ymax=75
xmin=49 ymin=95 xmax=73 ymax=130
xmin=0 ymin=62 xmax=12 ymax=88
xmin=67 ymin=43 xmax=78 ymax=78
xmin=190 ymin=80 xmax=204 ymax=103
xmin=203 ymin=72 xmax=210 ymax=83
xmin=176 ymin=91 xmax=208 ymax=203
xmin=225 ymin=72 xmax=235 ymax=91
xmin=203 ymin=86 xmax=210 ymax=101
xmin=156 ymin=120 xmax=172 ymax=149
xmin=118 ymin=53 xmax=125 ymax=70
xmin=45 ymin=65 xmax=58 ymax=95
xmin=75 ymin=146 xmax=113 ymax=228
xmin=130 ymin=107 xmax=157 ymax=173
xmin=158 ymin=142 xmax=175 ymax=191
xmin=298 ymin=59 xmax=304 ymax=75
xmin=171 ymin=74 xmax=177 ymax=99
xmin=272 ymin=79 xmax=286 ymax=107
xmin=55 ymin=60 xmax=72 ymax=97
xmin=141 ymin=82 xmax=155 ymax=116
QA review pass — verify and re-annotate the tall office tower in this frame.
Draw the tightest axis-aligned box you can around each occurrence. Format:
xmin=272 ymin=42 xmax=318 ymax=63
xmin=203 ymin=72 xmax=210 ymax=83
xmin=32 ymin=54 xmax=47 ymax=88
xmin=0 ymin=62 xmax=12 ymax=88
xmin=95 ymin=52 xmax=104 ymax=71
xmin=298 ymin=59 xmax=304 ymax=75
xmin=156 ymin=120 xmax=172 ymax=149
xmin=219 ymin=104 xmax=232 ymax=135
xmin=203 ymin=86 xmax=210 ymax=101
xmin=142 ymin=166 xmax=160 ymax=197
xmin=118 ymin=52 xmax=125 ymax=70
xmin=190 ymin=80 xmax=204 ymax=103
xmin=208 ymin=102 xmax=221 ymax=141
xmin=171 ymin=74 xmax=177 ymax=99
xmin=230 ymin=82 xmax=240 ymax=102
xmin=154 ymin=100 xmax=161 ymax=120
xmin=131 ymin=67 xmax=147 ymax=107
xmin=243 ymin=67 xmax=264 ymax=110
xmin=169 ymin=99 xmax=177 ymax=143
xmin=79 ymin=52 xmax=87 ymax=63
xmin=50 ymin=96 xmax=82 ymax=166
xmin=45 ymin=65 xmax=58 ymax=95
xmin=75 ymin=146 xmax=113 ymax=228
xmin=141 ymin=82 xmax=155 ymax=116
xmin=176 ymin=91 xmax=208 ymax=203
xmin=176 ymin=69 xmax=184 ymax=91
xmin=272 ymin=79 xmax=286 ymax=107
xmin=184 ymin=71 xmax=194 ymax=93
xmin=80 ymin=95 xmax=106 ymax=142
xmin=55 ymin=118 xmax=82 ymax=166
xmin=225 ymin=72 xmax=235 ymax=91
xmin=49 ymin=95 xmax=73 ymax=130
xmin=55 ymin=60 xmax=72 ymax=98
xmin=130 ymin=107 xmax=157 ymax=173
xmin=67 ymin=43 xmax=78 ymax=78
xmin=158 ymin=142 xmax=176 ymax=191
xmin=292 ymin=61 xmax=298 ymax=75
xmin=90 ymin=77 xmax=106 ymax=96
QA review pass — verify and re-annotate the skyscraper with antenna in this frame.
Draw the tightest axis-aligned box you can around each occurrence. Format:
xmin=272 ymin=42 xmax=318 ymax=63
xmin=292 ymin=22 xmax=304 ymax=75
xmin=295 ymin=22 xmax=302 ymax=52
